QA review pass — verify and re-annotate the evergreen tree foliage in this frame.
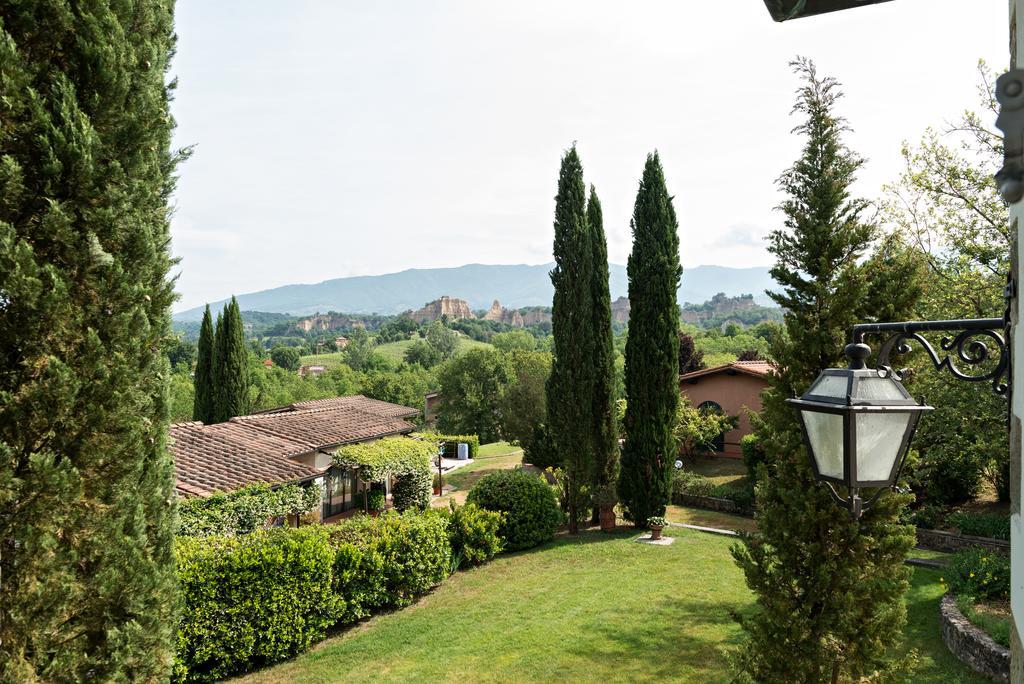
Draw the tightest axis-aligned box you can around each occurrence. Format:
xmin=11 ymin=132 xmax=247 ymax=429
xmin=546 ymin=146 xmax=594 ymax=533
xmin=211 ymin=297 xmax=251 ymax=423
xmin=618 ymin=152 xmax=681 ymax=526
xmin=0 ymin=1 xmax=183 ymax=677
xmin=194 ymin=305 xmax=216 ymax=421
xmin=586 ymin=186 xmax=619 ymax=504
xmin=730 ymin=58 xmax=919 ymax=682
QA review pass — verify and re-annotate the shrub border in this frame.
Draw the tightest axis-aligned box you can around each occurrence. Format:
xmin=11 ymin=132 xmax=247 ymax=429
xmin=915 ymin=528 xmax=1011 ymax=554
xmin=940 ymin=594 xmax=1010 ymax=683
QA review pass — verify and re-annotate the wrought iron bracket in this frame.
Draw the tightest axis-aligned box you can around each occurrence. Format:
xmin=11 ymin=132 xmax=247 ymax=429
xmin=995 ymin=69 xmax=1024 ymax=204
xmin=851 ymin=317 xmax=1010 ymax=397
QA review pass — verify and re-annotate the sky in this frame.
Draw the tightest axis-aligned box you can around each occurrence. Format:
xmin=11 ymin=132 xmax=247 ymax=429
xmin=169 ymin=0 xmax=1007 ymax=312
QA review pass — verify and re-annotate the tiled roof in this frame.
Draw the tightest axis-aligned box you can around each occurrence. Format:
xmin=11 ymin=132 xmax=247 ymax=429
xmin=288 ymin=395 xmax=420 ymax=419
xmin=230 ymin=404 xmax=416 ymax=448
xmin=169 ymin=395 xmax=419 ymax=498
xmin=170 ymin=422 xmax=321 ymax=498
xmin=679 ymin=360 xmax=776 ymax=382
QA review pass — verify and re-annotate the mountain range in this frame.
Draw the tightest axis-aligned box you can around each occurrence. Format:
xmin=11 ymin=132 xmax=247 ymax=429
xmin=173 ymin=263 xmax=777 ymax=321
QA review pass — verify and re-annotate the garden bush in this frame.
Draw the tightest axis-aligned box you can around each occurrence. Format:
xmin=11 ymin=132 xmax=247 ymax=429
xmin=522 ymin=423 xmax=561 ymax=469
xmin=904 ymin=502 xmax=948 ymax=530
xmin=945 ymin=548 xmax=1010 ymax=601
xmin=467 ymin=469 xmax=563 ymax=551
xmin=327 ymin=510 xmax=451 ymax=611
xmin=740 ymin=433 xmax=765 ymax=486
xmin=445 ymin=502 xmax=504 ymax=568
xmin=947 ymin=511 xmax=1010 ymax=540
xmin=711 ymin=484 xmax=755 ymax=514
xmin=393 ymin=469 xmax=432 ymax=511
xmin=174 ymin=527 xmax=339 ymax=682
xmin=177 ymin=482 xmax=321 ymax=537
xmin=671 ymin=469 xmax=715 ymax=499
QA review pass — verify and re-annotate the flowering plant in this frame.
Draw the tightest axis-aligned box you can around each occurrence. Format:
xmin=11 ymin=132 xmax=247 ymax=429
xmin=647 ymin=516 xmax=667 ymax=528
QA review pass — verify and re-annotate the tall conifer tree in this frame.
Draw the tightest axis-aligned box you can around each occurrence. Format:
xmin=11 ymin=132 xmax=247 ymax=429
xmin=546 ymin=146 xmax=594 ymax=533
xmin=730 ymin=58 xmax=918 ymax=681
xmin=193 ymin=304 xmax=215 ymax=422
xmin=212 ymin=297 xmax=251 ymax=423
xmin=586 ymin=186 xmax=619 ymax=509
xmin=0 ymin=1 xmax=182 ymax=677
xmin=618 ymin=152 xmax=681 ymax=526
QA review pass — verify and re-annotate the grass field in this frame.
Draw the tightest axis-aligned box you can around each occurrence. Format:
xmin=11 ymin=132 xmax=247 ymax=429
xmin=238 ymin=528 xmax=982 ymax=684
xmin=301 ymin=337 xmax=493 ymax=368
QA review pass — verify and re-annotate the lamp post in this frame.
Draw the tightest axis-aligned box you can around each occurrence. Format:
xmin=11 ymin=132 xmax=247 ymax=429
xmin=790 ymin=317 xmax=1010 ymax=518
xmin=787 ymin=342 xmax=931 ymax=517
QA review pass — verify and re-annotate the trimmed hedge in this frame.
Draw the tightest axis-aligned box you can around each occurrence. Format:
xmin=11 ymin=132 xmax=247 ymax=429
xmin=445 ymin=502 xmax=504 ymax=567
xmin=671 ymin=470 xmax=715 ymax=499
xmin=174 ymin=528 xmax=338 ymax=682
xmin=467 ymin=469 xmax=563 ymax=551
xmin=421 ymin=432 xmax=480 ymax=459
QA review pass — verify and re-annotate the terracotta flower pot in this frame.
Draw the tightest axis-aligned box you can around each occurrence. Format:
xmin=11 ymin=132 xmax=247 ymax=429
xmin=650 ymin=525 xmax=664 ymax=541
xmin=433 ymin=486 xmax=442 ymax=496
xmin=599 ymin=506 xmax=616 ymax=532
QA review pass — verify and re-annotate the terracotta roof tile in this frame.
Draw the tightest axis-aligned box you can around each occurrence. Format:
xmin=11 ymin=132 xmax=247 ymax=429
xmin=230 ymin=404 xmax=416 ymax=447
xmin=288 ymin=395 xmax=420 ymax=419
xmin=169 ymin=422 xmax=321 ymax=498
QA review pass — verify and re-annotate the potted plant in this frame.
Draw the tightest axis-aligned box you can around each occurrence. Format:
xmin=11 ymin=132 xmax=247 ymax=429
xmin=595 ymin=485 xmax=618 ymax=533
xmin=367 ymin=490 xmax=386 ymax=516
xmin=647 ymin=516 xmax=667 ymax=541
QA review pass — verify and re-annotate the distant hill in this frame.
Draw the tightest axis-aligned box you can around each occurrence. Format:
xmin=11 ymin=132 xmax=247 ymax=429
xmin=173 ymin=263 xmax=776 ymax=322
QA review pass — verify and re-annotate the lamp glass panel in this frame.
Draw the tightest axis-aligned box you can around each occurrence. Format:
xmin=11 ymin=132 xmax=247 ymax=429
xmin=807 ymin=374 xmax=850 ymax=400
xmin=802 ymin=410 xmax=844 ymax=479
xmin=856 ymin=377 xmax=907 ymax=401
xmin=854 ymin=412 xmax=911 ymax=482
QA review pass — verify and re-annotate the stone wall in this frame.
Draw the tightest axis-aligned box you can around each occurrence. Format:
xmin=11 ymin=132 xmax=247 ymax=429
xmin=940 ymin=594 xmax=1010 ymax=683
xmin=674 ymin=493 xmax=747 ymax=515
xmin=915 ymin=528 xmax=1011 ymax=555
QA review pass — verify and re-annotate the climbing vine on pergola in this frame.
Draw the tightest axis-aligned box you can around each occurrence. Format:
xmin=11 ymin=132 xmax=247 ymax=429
xmin=332 ymin=436 xmax=439 ymax=511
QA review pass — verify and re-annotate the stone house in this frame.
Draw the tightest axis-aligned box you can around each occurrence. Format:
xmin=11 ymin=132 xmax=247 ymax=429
xmin=678 ymin=360 xmax=773 ymax=457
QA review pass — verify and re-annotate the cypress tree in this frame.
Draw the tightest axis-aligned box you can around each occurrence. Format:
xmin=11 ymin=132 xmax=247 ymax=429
xmin=618 ymin=152 xmax=681 ymax=526
xmin=0 ymin=2 xmax=182 ymax=678
xmin=546 ymin=146 xmax=594 ymax=533
xmin=586 ymin=186 xmax=619 ymax=510
xmin=193 ymin=304 xmax=215 ymax=422
xmin=211 ymin=296 xmax=251 ymax=423
xmin=730 ymin=58 xmax=918 ymax=681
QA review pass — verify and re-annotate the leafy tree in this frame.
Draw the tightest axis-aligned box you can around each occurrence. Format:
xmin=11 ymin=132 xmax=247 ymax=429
xmin=360 ymin=366 xmax=433 ymax=416
xmin=499 ymin=350 xmax=552 ymax=451
xmin=193 ymin=305 xmax=216 ymax=422
xmin=491 ymin=330 xmax=537 ymax=352
xmin=270 ymin=345 xmax=302 ymax=372
xmin=436 ymin=348 xmax=515 ymax=443
xmin=883 ymin=62 xmax=1009 ymax=502
xmin=0 ymin=2 xmax=182 ymax=677
xmin=587 ymin=186 xmax=620 ymax=509
xmin=674 ymin=397 xmax=737 ymax=458
xmin=678 ymin=331 xmax=706 ymax=374
xmin=341 ymin=327 xmax=381 ymax=371
xmin=212 ymin=297 xmax=252 ymax=423
xmin=425 ymin=320 xmax=459 ymax=361
xmin=618 ymin=152 xmax=682 ymax=526
xmin=730 ymin=58 xmax=919 ymax=682
xmin=546 ymin=146 xmax=595 ymax=532
xmin=403 ymin=339 xmax=442 ymax=368
xmin=736 ymin=349 xmax=763 ymax=362
xmin=165 ymin=333 xmax=197 ymax=372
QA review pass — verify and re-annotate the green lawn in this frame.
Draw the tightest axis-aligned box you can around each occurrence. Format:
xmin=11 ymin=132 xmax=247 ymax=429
xmin=238 ymin=528 xmax=983 ymax=684
xmin=685 ymin=456 xmax=749 ymax=489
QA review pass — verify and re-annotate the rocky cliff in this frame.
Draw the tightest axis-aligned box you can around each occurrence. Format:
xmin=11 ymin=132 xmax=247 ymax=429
xmin=611 ymin=296 xmax=630 ymax=324
xmin=411 ymin=296 xmax=475 ymax=323
xmin=482 ymin=299 xmax=525 ymax=327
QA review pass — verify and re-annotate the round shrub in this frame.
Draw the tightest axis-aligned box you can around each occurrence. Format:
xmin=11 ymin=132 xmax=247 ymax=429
xmin=393 ymin=469 xmax=432 ymax=511
xmin=466 ymin=469 xmax=563 ymax=551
